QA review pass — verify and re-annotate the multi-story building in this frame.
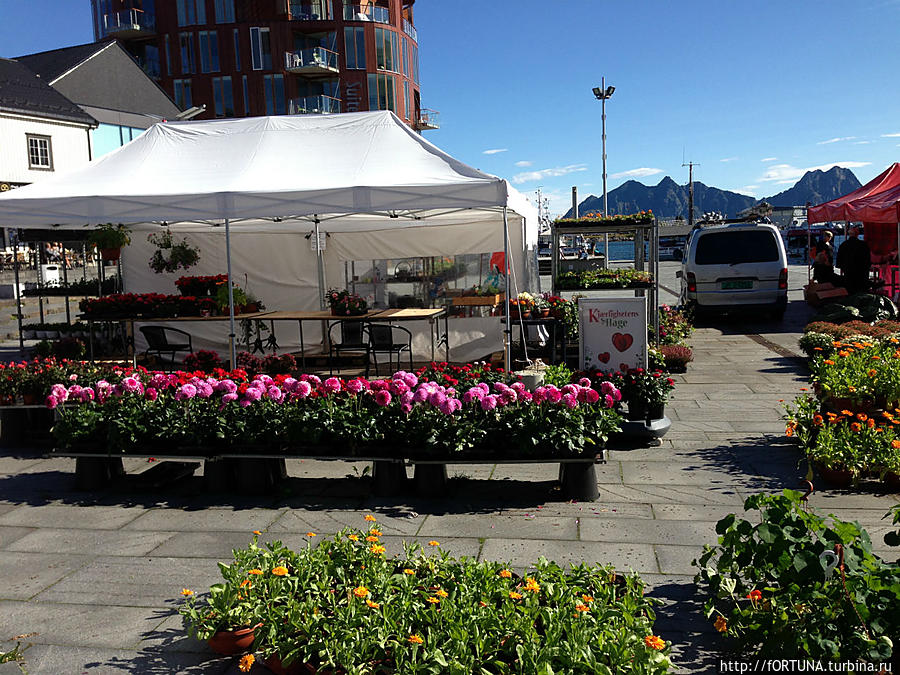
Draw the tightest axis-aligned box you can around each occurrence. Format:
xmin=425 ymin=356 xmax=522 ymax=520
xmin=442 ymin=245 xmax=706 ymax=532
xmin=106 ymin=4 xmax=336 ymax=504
xmin=89 ymin=0 xmax=437 ymax=130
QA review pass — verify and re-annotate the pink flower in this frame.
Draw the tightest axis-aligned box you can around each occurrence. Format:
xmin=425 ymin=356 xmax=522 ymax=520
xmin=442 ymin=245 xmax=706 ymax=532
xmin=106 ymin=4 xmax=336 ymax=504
xmin=480 ymin=394 xmax=498 ymax=411
xmin=324 ymin=377 xmax=341 ymax=394
xmin=175 ymin=383 xmax=197 ymax=400
xmin=390 ymin=380 xmax=410 ymax=396
xmin=532 ymin=387 xmax=546 ymax=403
xmin=121 ymin=377 xmax=142 ymax=394
xmin=562 ymin=393 xmax=579 ymax=409
xmin=68 ymin=373 xmax=78 ymax=381
xmin=295 ymin=381 xmax=312 ymax=398
xmin=195 ymin=382 xmax=213 ymax=398
xmin=400 ymin=391 xmax=414 ymax=406
xmin=45 ymin=394 xmax=58 ymax=409
xmin=50 ymin=384 xmax=68 ymax=402
xmin=400 ymin=402 xmax=413 ymax=414
xmin=222 ymin=392 xmax=238 ymax=403
xmin=80 ymin=388 xmax=95 ymax=402
xmin=545 ymin=386 xmax=562 ymax=403
xmin=346 ymin=379 xmax=365 ymax=394
xmin=584 ymin=388 xmax=600 ymax=404
xmin=600 ymin=381 xmax=617 ymax=396
xmin=375 ymin=390 xmax=392 ymax=407
xmin=493 ymin=382 xmax=509 ymax=393
xmin=439 ymin=399 xmax=455 ymax=415
xmin=267 ymin=386 xmax=283 ymax=402
xmin=413 ymin=387 xmax=430 ymax=404
xmin=304 ymin=374 xmax=322 ymax=387
xmin=428 ymin=390 xmax=447 ymax=407
xmin=215 ymin=379 xmax=238 ymax=394
xmin=578 ymin=377 xmax=592 ymax=388
xmin=561 ymin=384 xmax=579 ymax=398
xmin=243 ymin=387 xmax=262 ymax=402
xmin=402 ymin=372 xmax=418 ymax=388
xmin=499 ymin=390 xmax=517 ymax=406
xmin=145 ymin=387 xmax=158 ymax=401
xmin=604 ymin=394 xmax=614 ymax=408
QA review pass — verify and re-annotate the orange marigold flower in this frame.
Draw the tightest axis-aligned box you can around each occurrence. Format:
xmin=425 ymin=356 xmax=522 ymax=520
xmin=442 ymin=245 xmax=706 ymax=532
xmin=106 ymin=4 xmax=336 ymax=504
xmin=369 ymin=528 xmax=382 ymax=536
xmin=813 ymin=414 xmax=823 ymax=426
xmin=478 ymin=601 xmax=487 ymax=607
xmin=893 ymin=440 xmax=900 ymax=449
xmin=575 ymin=603 xmax=590 ymax=612
xmin=498 ymin=569 xmax=512 ymax=578
xmin=181 ymin=588 xmax=194 ymax=597
xmin=408 ymin=634 xmax=424 ymax=644
xmin=348 ymin=534 xmax=359 ymax=541
xmin=868 ymin=369 xmax=878 ymax=377
xmin=435 ymin=589 xmax=448 ymax=598
xmin=509 ymin=591 xmax=523 ymax=600
xmin=799 ymin=387 xmax=808 ymax=392
xmin=427 ymin=597 xmax=440 ymax=604
xmin=239 ymin=654 xmax=255 ymax=672
xmin=364 ymin=514 xmax=377 ymax=522
xmin=867 ymin=418 xmax=875 ymax=428
xmin=645 ymin=635 xmax=666 ymax=651
xmin=366 ymin=535 xmax=380 ymax=542
xmin=746 ymin=589 xmax=762 ymax=601
xmin=427 ymin=541 xmax=440 ymax=547
xmin=306 ymin=532 xmax=316 ymax=537
xmin=823 ymin=359 xmax=835 ymax=365
xmin=813 ymin=347 xmax=823 ymax=352
xmin=240 ymin=579 xmax=252 ymax=588
xmin=248 ymin=569 xmax=263 ymax=575
xmin=847 ymin=385 xmax=856 ymax=392
xmin=582 ymin=594 xmax=594 ymax=603
xmin=271 ymin=566 xmax=289 ymax=576
xmin=524 ymin=577 xmax=540 ymax=593
xmin=841 ymin=409 xmax=854 ymax=416
xmin=353 ymin=586 xmax=370 ymax=598
xmin=850 ymin=422 xmax=862 ymax=432
xmin=403 ymin=569 xmax=415 ymax=575
xmin=785 ymin=426 xmax=794 ymax=437
xmin=252 ymin=530 xmax=262 ymax=535
xmin=871 ymin=355 xmax=882 ymax=360
xmin=714 ymin=616 xmax=728 ymax=633
xmin=366 ymin=599 xmax=380 ymax=609
xmin=370 ymin=544 xmax=386 ymax=555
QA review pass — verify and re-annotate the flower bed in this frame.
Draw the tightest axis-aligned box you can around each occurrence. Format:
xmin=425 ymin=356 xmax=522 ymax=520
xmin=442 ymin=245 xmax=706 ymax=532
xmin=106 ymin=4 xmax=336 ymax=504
xmin=556 ymin=268 xmax=653 ymax=291
xmin=50 ymin=369 xmax=621 ymax=460
xmin=180 ymin=522 xmax=671 ymax=673
xmin=175 ymin=274 xmax=229 ymax=297
xmin=695 ymin=489 xmax=900 ymax=662
xmin=799 ymin=320 xmax=900 ymax=357
xmin=79 ymin=293 xmax=219 ymax=319
xmin=555 ymin=211 xmax=654 ymax=227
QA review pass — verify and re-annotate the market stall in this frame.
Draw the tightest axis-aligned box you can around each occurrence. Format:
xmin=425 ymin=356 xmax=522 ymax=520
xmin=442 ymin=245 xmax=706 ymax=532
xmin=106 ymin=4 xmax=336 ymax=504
xmin=0 ymin=112 xmax=539 ymax=365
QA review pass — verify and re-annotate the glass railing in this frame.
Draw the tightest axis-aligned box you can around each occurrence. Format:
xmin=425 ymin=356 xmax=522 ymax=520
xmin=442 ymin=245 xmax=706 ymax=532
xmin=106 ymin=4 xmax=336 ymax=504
xmin=343 ymin=3 xmax=390 ymax=24
xmin=289 ymin=1 xmax=330 ymax=20
xmin=284 ymin=47 xmax=339 ymax=72
xmin=289 ymin=95 xmax=341 ymax=115
xmin=101 ymin=9 xmax=155 ymax=37
xmin=416 ymin=108 xmax=440 ymax=129
xmin=402 ymin=18 xmax=417 ymax=41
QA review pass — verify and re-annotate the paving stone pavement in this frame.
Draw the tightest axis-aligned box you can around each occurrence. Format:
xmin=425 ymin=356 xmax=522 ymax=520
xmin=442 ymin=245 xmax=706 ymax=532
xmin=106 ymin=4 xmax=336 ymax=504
xmin=1 ymin=297 xmax=899 ymax=673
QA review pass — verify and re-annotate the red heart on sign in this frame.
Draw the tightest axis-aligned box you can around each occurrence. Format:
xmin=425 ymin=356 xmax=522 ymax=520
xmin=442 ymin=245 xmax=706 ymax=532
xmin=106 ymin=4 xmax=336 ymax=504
xmin=619 ymin=363 xmax=630 ymax=373
xmin=598 ymin=352 xmax=610 ymax=363
xmin=612 ymin=333 xmax=634 ymax=352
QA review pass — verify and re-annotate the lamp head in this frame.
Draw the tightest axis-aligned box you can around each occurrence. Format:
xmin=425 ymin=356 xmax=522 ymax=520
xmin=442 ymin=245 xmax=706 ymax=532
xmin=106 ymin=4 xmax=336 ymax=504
xmin=605 ymin=85 xmax=615 ymax=97
xmin=592 ymin=86 xmax=603 ymax=98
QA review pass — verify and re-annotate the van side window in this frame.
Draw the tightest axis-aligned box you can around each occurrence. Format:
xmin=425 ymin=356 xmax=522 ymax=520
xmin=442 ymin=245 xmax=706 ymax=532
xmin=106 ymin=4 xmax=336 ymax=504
xmin=695 ymin=231 xmax=780 ymax=265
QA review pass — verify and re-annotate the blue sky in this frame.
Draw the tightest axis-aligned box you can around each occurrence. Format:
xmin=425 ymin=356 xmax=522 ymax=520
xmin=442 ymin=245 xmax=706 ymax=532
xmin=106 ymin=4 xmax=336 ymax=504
xmin=3 ymin=0 xmax=899 ymax=216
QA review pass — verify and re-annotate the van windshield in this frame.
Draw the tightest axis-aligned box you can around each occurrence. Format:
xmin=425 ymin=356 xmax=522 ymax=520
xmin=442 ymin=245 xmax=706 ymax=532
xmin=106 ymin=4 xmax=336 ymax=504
xmin=695 ymin=231 xmax=779 ymax=265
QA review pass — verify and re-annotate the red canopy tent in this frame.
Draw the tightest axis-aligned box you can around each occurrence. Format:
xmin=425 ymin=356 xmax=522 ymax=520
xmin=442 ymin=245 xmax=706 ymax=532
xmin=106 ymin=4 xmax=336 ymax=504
xmin=808 ymin=163 xmax=900 ymax=297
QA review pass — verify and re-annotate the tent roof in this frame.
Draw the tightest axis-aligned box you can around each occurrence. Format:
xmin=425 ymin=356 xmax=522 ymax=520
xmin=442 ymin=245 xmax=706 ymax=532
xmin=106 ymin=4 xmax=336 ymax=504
xmin=808 ymin=162 xmax=900 ymax=224
xmin=0 ymin=111 xmax=512 ymax=228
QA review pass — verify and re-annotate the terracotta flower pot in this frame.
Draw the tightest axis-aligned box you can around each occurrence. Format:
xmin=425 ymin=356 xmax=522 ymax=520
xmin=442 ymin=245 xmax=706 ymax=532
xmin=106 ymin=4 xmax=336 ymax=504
xmin=883 ymin=472 xmax=900 ymax=491
xmin=264 ymin=654 xmax=312 ymax=675
xmin=814 ymin=462 xmax=853 ymax=488
xmin=207 ymin=625 xmax=258 ymax=655
xmin=99 ymin=247 xmax=121 ymax=262
xmin=22 ymin=393 xmax=37 ymax=405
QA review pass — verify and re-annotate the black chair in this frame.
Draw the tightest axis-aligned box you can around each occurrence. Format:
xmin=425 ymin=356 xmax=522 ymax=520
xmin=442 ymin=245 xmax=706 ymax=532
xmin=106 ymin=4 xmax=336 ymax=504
xmin=328 ymin=320 xmax=370 ymax=376
xmin=367 ymin=323 xmax=413 ymax=375
xmin=140 ymin=325 xmax=193 ymax=365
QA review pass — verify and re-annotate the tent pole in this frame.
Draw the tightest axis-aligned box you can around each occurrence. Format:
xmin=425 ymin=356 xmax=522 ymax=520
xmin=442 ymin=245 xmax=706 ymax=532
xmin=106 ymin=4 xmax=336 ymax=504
xmin=503 ymin=207 xmax=511 ymax=372
xmin=314 ymin=218 xmax=326 ymax=310
xmin=225 ymin=217 xmax=237 ymax=368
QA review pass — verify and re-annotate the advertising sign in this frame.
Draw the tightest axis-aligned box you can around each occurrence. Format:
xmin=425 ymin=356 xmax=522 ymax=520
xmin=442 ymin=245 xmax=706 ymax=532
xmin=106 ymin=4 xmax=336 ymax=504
xmin=578 ymin=297 xmax=648 ymax=371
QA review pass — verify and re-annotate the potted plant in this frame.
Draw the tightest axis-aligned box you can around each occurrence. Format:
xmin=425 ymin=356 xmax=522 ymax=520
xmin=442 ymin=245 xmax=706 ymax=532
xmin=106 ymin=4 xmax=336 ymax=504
xmin=148 ymin=229 xmax=201 ymax=274
xmin=617 ymin=368 xmax=675 ymax=422
xmin=87 ymin=223 xmax=131 ymax=261
xmin=326 ymin=289 xmax=368 ymax=316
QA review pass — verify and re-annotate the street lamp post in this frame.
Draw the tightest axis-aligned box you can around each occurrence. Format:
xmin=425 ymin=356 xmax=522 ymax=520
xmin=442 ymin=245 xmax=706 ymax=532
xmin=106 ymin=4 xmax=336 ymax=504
xmin=593 ymin=79 xmax=615 ymax=268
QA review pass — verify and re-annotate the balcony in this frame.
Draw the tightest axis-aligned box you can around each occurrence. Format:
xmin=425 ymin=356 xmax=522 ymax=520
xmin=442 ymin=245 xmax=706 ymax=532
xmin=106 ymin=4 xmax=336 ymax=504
xmin=343 ymin=3 xmax=390 ymax=24
xmin=402 ymin=18 xmax=417 ymax=41
xmin=413 ymin=108 xmax=440 ymax=131
xmin=99 ymin=9 xmax=156 ymax=38
xmin=284 ymin=48 xmax=339 ymax=76
xmin=289 ymin=1 xmax=331 ymax=20
xmin=289 ymin=95 xmax=341 ymax=115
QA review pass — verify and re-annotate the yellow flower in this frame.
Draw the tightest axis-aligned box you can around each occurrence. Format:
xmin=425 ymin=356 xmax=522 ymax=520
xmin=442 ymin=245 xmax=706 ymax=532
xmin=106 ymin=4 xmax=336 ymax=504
xmin=365 ymin=514 xmax=377 ymax=522
xmin=427 ymin=540 xmax=440 ymax=546
xmin=508 ymin=591 xmax=523 ymax=600
xmin=427 ymin=597 xmax=440 ymax=604
xmin=369 ymin=528 xmax=383 ymax=536
xmin=644 ymin=635 xmax=665 ymax=651
xmin=306 ymin=532 xmax=316 ymax=537
xmin=498 ymin=569 xmax=512 ymax=578
xmin=581 ymin=594 xmax=594 ymax=603
xmin=714 ymin=615 xmax=728 ymax=633
xmin=181 ymin=588 xmax=194 ymax=597
xmin=370 ymin=544 xmax=386 ymax=555
xmin=524 ymin=577 xmax=540 ymax=593
xmin=366 ymin=599 xmax=380 ymax=609
xmin=248 ymin=569 xmax=263 ymax=575
xmin=348 ymin=534 xmax=359 ymax=541
xmin=403 ymin=569 xmax=415 ymax=575
xmin=239 ymin=653 xmax=255 ymax=672
xmin=408 ymin=634 xmax=424 ymax=644
xmin=366 ymin=535 xmax=380 ymax=542
xmin=353 ymin=586 xmax=370 ymax=598
xmin=271 ymin=566 xmax=289 ymax=576
xmin=575 ymin=603 xmax=590 ymax=612
xmin=435 ymin=589 xmax=448 ymax=598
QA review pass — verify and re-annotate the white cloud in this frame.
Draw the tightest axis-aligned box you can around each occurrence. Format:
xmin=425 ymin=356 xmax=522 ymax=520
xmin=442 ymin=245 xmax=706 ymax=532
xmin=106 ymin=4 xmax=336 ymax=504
xmin=514 ymin=160 xmax=533 ymax=167
xmin=720 ymin=157 xmax=738 ymax=163
xmin=761 ymin=157 xmax=778 ymax=162
xmin=512 ymin=164 xmax=588 ymax=184
xmin=759 ymin=161 xmax=872 ymax=183
xmin=881 ymin=132 xmax=900 ymax=137
xmin=854 ymin=140 xmax=872 ymax=145
xmin=733 ymin=188 xmax=758 ymax=197
xmin=482 ymin=148 xmax=507 ymax=155
xmin=609 ymin=167 xmax=663 ymax=180
xmin=817 ymin=136 xmax=856 ymax=145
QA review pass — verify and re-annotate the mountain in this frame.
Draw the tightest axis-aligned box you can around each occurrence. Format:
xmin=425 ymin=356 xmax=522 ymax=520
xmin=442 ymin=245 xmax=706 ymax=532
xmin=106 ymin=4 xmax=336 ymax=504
xmin=563 ymin=167 xmax=861 ymax=219
xmin=765 ymin=166 xmax=861 ymax=207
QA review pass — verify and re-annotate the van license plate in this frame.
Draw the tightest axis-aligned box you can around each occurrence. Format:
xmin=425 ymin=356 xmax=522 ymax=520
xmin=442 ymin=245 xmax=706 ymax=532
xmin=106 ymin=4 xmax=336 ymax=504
xmin=721 ymin=280 xmax=752 ymax=290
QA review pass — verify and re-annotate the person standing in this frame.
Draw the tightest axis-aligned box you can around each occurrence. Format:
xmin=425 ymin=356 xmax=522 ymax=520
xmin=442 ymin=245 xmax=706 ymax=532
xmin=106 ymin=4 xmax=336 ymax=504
xmin=812 ymin=230 xmax=836 ymax=283
xmin=836 ymin=226 xmax=872 ymax=294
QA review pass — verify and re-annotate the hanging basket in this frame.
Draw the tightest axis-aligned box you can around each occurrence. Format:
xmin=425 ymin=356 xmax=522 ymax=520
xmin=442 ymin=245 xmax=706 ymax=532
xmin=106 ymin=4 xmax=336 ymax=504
xmin=100 ymin=247 xmax=121 ymax=262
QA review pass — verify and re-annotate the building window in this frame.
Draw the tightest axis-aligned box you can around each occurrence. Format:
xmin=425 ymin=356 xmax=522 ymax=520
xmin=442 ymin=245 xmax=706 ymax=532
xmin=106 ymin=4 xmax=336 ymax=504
xmin=179 ymin=32 xmax=196 ymax=74
xmin=215 ymin=0 xmax=235 ymax=23
xmin=401 ymin=37 xmax=409 ymax=77
xmin=403 ymin=80 xmax=410 ymax=119
xmin=344 ymin=27 xmax=365 ymax=69
xmin=177 ymin=0 xmax=205 ymax=26
xmin=174 ymin=79 xmax=193 ymax=108
xmin=250 ymin=27 xmax=272 ymax=70
xmin=199 ymin=30 xmax=219 ymax=73
xmin=411 ymin=43 xmax=419 ymax=84
xmin=26 ymin=135 xmax=53 ymax=170
xmin=263 ymin=74 xmax=285 ymax=114
xmin=242 ymin=75 xmax=249 ymax=115
xmin=164 ymin=34 xmax=172 ymax=75
xmin=233 ymin=29 xmax=241 ymax=71
xmin=375 ymin=27 xmax=399 ymax=72
xmin=213 ymin=76 xmax=234 ymax=117
xmin=367 ymin=73 xmax=395 ymax=112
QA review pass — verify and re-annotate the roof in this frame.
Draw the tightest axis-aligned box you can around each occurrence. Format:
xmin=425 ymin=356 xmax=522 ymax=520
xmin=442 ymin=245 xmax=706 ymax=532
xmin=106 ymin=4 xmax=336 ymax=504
xmin=15 ymin=41 xmax=114 ymax=84
xmin=0 ymin=58 xmax=96 ymax=126
xmin=17 ymin=41 xmax=180 ymax=121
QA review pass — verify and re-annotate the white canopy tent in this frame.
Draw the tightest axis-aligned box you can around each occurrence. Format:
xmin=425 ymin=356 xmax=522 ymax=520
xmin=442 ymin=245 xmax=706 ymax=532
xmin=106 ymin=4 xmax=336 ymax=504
xmin=0 ymin=111 xmax=538 ymax=365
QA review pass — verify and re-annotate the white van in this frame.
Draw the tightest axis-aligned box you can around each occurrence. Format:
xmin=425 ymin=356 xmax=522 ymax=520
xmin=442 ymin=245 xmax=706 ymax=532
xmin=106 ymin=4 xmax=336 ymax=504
xmin=678 ymin=222 xmax=788 ymax=318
